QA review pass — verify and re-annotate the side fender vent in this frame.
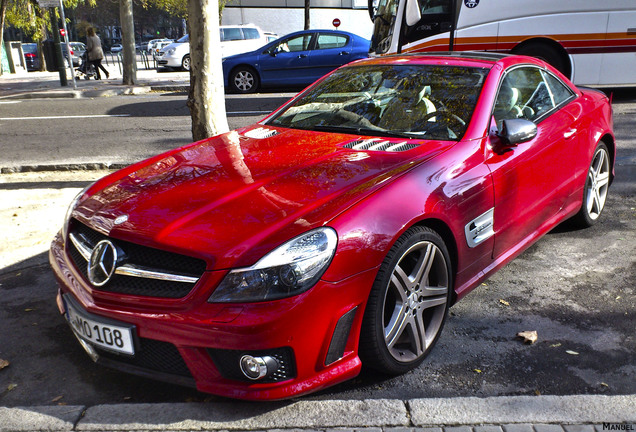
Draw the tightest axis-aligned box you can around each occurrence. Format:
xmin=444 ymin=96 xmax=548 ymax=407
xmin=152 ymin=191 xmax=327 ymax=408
xmin=243 ymin=127 xmax=279 ymax=139
xmin=343 ymin=139 xmax=419 ymax=152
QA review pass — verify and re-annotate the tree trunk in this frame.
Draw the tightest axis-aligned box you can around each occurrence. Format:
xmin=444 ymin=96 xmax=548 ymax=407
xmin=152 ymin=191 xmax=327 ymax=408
xmin=120 ymin=0 xmax=136 ymax=85
xmin=187 ymin=0 xmax=229 ymax=141
xmin=304 ymin=0 xmax=310 ymax=30
xmin=0 ymin=0 xmax=7 ymax=76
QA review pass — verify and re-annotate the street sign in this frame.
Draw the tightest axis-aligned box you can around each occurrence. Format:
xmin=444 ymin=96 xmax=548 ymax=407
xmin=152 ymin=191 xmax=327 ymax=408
xmin=333 ymin=18 xmax=341 ymax=28
xmin=38 ymin=0 xmax=60 ymax=7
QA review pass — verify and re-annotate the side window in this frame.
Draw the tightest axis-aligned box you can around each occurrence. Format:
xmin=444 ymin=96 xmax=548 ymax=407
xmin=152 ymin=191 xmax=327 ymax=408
xmin=222 ymin=28 xmax=243 ymax=41
xmin=274 ymin=34 xmax=312 ymax=53
xmin=543 ymin=72 xmax=575 ymax=106
xmin=316 ymin=34 xmax=348 ymax=50
xmin=243 ymin=28 xmax=261 ymax=40
xmin=494 ymin=66 xmax=573 ymax=125
xmin=403 ymin=0 xmax=454 ymax=45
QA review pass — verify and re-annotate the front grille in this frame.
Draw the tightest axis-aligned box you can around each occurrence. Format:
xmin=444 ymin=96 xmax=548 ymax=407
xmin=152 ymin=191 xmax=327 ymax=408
xmin=68 ymin=219 xmax=206 ymax=298
xmin=207 ymin=347 xmax=296 ymax=383
xmin=95 ymin=337 xmax=193 ymax=378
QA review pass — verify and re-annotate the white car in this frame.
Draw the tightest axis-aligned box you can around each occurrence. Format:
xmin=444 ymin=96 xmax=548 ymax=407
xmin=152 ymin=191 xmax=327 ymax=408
xmin=110 ymin=44 xmax=122 ymax=53
xmin=146 ymin=38 xmax=172 ymax=53
xmin=152 ymin=40 xmax=173 ymax=59
xmin=156 ymin=25 xmax=268 ymax=71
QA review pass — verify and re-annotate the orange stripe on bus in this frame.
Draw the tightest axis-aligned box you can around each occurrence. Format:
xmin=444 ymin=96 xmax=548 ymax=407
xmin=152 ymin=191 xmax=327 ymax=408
xmin=403 ymin=32 xmax=636 ymax=54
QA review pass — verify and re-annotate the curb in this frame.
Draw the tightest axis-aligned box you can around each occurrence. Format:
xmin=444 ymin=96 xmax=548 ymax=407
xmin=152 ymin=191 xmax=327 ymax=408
xmin=0 ymin=84 xmax=188 ymax=100
xmin=1 ymin=395 xmax=635 ymax=432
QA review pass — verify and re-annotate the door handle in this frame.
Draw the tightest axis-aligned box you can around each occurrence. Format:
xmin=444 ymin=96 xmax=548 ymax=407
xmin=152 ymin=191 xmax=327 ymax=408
xmin=297 ymin=54 xmax=307 ymax=58
xmin=563 ymin=129 xmax=577 ymax=139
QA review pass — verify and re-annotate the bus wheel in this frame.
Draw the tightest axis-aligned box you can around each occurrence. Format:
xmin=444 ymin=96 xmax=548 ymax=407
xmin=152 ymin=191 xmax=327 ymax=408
xmin=513 ymin=41 xmax=571 ymax=79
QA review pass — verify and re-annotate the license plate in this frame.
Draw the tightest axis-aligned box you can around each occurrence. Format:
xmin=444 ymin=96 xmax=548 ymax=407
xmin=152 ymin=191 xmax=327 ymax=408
xmin=64 ymin=295 xmax=135 ymax=356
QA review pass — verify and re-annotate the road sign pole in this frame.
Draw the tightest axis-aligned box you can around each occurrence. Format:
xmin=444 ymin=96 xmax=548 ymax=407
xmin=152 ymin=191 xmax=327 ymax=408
xmin=58 ymin=0 xmax=77 ymax=88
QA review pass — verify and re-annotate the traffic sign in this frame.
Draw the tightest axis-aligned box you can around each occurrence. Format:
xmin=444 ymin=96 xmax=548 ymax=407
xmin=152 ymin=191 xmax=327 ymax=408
xmin=333 ymin=18 xmax=341 ymax=28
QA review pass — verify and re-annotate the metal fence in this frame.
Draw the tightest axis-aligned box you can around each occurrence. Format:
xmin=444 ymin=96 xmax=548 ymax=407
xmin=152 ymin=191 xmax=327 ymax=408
xmin=102 ymin=50 xmax=156 ymax=73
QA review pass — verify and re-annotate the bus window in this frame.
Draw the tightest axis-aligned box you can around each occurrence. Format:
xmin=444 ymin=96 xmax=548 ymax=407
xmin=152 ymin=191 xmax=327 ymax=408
xmin=403 ymin=0 xmax=453 ymax=46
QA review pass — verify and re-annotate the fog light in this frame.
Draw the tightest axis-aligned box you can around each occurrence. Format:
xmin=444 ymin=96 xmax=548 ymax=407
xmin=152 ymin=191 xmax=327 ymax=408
xmin=239 ymin=355 xmax=279 ymax=380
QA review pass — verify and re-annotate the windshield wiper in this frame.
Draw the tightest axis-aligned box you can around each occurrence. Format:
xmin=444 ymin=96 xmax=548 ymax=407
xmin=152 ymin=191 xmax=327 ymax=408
xmin=312 ymin=125 xmax=415 ymax=139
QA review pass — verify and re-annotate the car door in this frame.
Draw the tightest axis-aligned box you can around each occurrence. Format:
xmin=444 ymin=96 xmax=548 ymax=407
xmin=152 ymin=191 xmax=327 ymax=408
xmin=258 ymin=33 xmax=314 ymax=86
xmin=307 ymin=33 xmax=353 ymax=83
xmin=485 ymin=65 xmax=580 ymax=259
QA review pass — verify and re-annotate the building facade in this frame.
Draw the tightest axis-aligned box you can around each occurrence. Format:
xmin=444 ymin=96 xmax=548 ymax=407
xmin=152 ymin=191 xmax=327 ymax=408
xmin=222 ymin=0 xmax=373 ymax=39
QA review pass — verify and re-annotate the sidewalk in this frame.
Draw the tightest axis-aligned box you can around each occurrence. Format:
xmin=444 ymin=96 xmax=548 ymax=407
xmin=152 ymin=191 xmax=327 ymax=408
xmin=1 ymin=395 xmax=635 ymax=431
xmin=0 ymin=67 xmax=190 ymax=99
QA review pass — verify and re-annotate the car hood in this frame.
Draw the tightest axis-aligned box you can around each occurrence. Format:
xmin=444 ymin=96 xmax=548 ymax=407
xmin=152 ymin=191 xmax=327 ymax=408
xmin=73 ymin=126 xmax=451 ymax=270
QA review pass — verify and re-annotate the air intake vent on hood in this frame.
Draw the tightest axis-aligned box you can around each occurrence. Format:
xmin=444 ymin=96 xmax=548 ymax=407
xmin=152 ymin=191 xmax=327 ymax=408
xmin=343 ymin=139 xmax=419 ymax=152
xmin=243 ymin=127 xmax=279 ymax=139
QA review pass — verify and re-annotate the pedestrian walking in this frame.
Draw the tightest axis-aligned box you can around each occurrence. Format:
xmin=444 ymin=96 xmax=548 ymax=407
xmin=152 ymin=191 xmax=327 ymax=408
xmin=86 ymin=27 xmax=109 ymax=80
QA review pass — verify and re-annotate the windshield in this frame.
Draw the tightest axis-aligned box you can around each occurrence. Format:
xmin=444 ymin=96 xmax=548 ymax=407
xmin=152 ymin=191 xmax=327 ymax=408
xmin=22 ymin=43 xmax=37 ymax=54
xmin=267 ymin=63 xmax=488 ymax=141
xmin=177 ymin=34 xmax=189 ymax=43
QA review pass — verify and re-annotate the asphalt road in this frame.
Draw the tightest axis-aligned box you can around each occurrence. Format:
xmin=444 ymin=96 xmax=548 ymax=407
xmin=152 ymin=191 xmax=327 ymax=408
xmin=0 ymin=91 xmax=634 ymax=407
xmin=0 ymin=93 xmax=294 ymax=170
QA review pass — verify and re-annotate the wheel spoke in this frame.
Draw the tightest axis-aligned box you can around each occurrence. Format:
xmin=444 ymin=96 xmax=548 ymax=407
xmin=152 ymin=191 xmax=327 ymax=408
xmin=593 ymin=150 xmax=606 ymax=176
xmin=596 ymin=171 xmax=610 ymax=189
xmin=385 ymin=303 xmax=409 ymax=348
xmin=390 ymin=271 xmax=411 ymax=301
xmin=411 ymin=310 xmax=426 ymax=356
xmin=412 ymin=244 xmax=434 ymax=287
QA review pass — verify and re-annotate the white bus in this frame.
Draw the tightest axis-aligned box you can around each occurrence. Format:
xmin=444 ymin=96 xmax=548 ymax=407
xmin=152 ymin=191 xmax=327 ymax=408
xmin=368 ymin=0 xmax=636 ymax=85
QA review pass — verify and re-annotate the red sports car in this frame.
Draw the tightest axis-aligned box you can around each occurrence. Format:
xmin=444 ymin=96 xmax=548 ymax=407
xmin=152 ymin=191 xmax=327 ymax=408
xmin=50 ymin=53 xmax=614 ymax=400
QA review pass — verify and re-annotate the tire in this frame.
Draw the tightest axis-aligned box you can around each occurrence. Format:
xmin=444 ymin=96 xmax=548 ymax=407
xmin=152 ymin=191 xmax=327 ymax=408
xmin=513 ymin=41 xmax=570 ymax=78
xmin=570 ymin=142 xmax=611 ymax=228
xmin=359 ymin=226 xmax=453 ymax=375
xmin=229 ymin=67 xmax=259 ymax=94
xmin=182 ymin=54 xmax=191 ymax=71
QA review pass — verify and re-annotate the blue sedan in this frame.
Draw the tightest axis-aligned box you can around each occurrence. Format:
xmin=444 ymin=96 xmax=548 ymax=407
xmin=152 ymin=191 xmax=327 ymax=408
xmin=222 ymin=29 xmax=370 ymax=93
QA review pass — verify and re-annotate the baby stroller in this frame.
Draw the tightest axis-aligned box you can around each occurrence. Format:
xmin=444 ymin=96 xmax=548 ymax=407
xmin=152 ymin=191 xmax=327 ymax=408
xmin=75 ymin=52 xmax=96 ymax=80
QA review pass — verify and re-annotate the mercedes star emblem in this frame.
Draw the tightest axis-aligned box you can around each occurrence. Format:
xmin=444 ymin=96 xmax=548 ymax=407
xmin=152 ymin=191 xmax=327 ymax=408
xmin=88 ymin=240 xmax=118 ymax=287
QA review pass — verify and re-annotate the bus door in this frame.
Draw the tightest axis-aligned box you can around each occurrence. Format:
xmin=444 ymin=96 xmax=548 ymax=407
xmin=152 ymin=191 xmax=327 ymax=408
xmin=369 ymin=0 xmax=456 ymax=55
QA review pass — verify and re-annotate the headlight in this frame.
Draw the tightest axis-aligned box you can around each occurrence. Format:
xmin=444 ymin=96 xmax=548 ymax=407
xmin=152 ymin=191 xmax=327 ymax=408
xmin=208 ymin=227 xmax=338 ymax=303
xmin=61 ymin=182 xmax=94 ymax=242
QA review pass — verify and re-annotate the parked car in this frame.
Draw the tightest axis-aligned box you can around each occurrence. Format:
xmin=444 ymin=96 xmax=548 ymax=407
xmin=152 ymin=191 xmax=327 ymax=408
xmin=152 ymin=40 xmax=173 ymax=59
xmin=264 ymin=32 xmax=278 ymax=43
xmin=61 ymin=42 xmax=86 ymax=67
xmin=50 ymin=53 xmax=614 ymax=401
xmin=156 ymin=25 xmax=267 ymax=71
xmin=222 ymin=29 xmax=370 ymax=93
xmin=22 ymin=43 xmax=40 ymax=71
xmin=110 ymin=44 xmax=123 ymax=53
xmin=147 ymin=38 xmax=172 ymax=54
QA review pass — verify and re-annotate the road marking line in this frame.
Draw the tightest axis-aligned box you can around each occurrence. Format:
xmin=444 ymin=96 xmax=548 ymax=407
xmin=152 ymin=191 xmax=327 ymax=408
xmin=0 ymin=114 xmax=131 ymax=120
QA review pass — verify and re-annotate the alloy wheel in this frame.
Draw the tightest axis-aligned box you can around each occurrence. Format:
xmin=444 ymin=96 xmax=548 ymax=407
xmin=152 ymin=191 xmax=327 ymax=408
xmin=382 ymin=240 xmax=449 ymax=363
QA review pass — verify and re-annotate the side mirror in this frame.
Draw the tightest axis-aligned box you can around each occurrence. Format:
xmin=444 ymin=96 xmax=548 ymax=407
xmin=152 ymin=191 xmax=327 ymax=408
xmin=498 ymin=118 xmax=537 ymax=146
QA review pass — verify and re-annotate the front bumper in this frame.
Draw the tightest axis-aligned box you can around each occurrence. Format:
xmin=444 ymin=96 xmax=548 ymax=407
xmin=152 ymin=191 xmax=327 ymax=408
xmin=50 ymin=232 xmax=374 ymax=400
xmin=156 ymin=54 xmax=181 ymax=68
